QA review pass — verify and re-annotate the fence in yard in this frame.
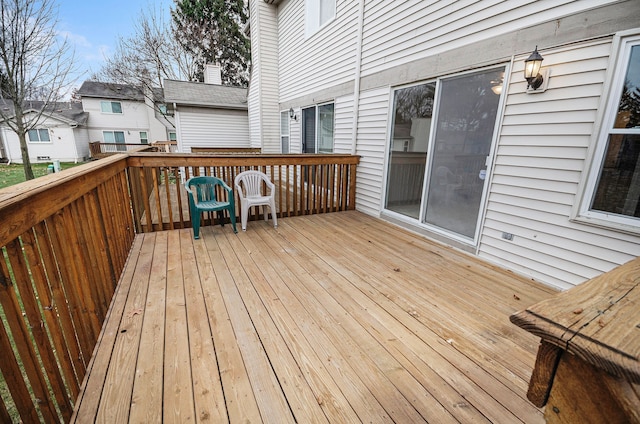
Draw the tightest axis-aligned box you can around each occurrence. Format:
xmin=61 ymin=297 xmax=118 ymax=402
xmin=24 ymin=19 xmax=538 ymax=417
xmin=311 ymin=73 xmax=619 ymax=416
xmin=0 ymin=151 xmax=359 ymax=422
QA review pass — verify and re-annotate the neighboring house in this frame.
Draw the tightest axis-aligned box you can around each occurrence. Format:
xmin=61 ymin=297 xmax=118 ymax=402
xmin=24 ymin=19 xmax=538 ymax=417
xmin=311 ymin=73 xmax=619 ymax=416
xmin=247 ymin=0 xmax=640 ymax=290
xmin=164 ymin=67 xmax=249 ymax=153
xmin=0 ymin=101 xmax=90 ymax=163
xmin=77 ymin=81 xmax=176 ymax=147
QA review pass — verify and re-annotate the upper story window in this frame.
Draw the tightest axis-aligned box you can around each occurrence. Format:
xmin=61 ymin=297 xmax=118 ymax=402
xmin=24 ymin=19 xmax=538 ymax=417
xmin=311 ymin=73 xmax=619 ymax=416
xmin=578 ymin=32 xmax=640 ymax=232
xmin=28 ymin=129 xmax=50 ymax=143
xmin=305 ymin=0 xmax=335 ymax=38
xmin=101 ymin=101 xmax=122 ymax=114
xmin=140 ymin=131 xmax=148 ymax=144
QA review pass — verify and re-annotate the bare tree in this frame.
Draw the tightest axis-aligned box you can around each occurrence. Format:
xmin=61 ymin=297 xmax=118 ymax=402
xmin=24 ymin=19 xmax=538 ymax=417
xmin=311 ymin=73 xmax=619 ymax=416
xmin=96 ymin=6 xmax=199 ymax=86
xmin=0 ymin=0 xmax=75 ymax=180
xmin=94 ymin=5 xmax=198 ymax=126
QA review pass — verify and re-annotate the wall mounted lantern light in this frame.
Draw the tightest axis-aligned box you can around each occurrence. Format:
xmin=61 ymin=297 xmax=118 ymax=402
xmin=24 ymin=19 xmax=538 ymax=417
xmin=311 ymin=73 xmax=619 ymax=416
xmin=289 ymin=107 xmax=298 ymax=121
xmin=524 ymin=46 xmax=544 ymax=90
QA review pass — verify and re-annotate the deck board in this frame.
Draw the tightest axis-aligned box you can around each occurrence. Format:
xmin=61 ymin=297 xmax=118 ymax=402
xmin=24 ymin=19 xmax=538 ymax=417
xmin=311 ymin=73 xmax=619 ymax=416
xmin=72 ymin=211 xmax=556 ymax=423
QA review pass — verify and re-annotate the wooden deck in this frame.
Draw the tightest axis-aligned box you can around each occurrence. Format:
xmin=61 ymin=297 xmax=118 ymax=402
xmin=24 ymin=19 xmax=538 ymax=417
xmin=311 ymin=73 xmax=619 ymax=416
xmin=71 ymin=211 xmax=556 ymax=423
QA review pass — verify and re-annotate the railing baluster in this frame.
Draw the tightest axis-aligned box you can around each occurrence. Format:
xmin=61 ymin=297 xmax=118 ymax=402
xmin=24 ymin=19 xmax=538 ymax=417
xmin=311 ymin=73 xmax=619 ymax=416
xmin=1 ymin=240 xmax=60 ymax=423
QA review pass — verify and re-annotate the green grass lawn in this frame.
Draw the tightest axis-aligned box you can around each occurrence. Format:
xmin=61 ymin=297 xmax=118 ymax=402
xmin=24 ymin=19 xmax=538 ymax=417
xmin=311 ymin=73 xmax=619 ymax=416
xmin=0 ymin=162 xmax=86 ymax=190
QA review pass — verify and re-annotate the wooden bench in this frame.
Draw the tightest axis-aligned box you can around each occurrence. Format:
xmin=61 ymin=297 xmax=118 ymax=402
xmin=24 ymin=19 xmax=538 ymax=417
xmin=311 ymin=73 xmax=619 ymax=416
xmin=511 ymin=257 xmax=640 ymax=423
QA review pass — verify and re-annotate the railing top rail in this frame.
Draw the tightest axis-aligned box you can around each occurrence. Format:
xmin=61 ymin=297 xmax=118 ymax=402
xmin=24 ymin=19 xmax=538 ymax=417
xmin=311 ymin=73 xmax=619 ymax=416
xmin=126 ymin=152 xmax=361 ymax=167
xmin=0 ymin=152 xmax=361 ymax=247
xmin=0 ymin=154 xmax=129 ymax=247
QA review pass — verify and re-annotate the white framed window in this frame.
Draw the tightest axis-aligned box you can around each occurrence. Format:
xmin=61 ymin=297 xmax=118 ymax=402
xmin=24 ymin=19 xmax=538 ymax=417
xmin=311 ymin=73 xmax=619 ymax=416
xmin=280 ymin=110 xmax=290 ymax=154
xmin=305 ymin=0 xmax=336 ymax=38
xmin=168 ymin=132 xmax=177 ymax=141
xmin=302 ymin=102 xmax=334 ymax=153
xmin=101 ymin=101 xmax=122 ymax=114
xmin=104 ymin=130 xmax=126 ymax=151
xmin=140 ymin=131 xmax=148 ymax=144
xmin=577 ymin=32 xmax=640 ymax=233
xmin=28 ymin=129 xmax=51 ymax=143
xmin=103 ymin=131 xmax=125 ymax=143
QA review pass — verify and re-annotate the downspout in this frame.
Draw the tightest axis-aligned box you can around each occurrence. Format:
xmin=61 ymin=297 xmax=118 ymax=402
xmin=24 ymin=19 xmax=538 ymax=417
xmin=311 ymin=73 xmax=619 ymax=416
xmin=1 ymin=127 xmax=11 ymax=164
xmin=71 ymin=124 xmax=80 ymax=163
xmin=173 ymin=103 xmax=182 ymax=152
xmin=350 ymin=0 xmax=365 ymax=155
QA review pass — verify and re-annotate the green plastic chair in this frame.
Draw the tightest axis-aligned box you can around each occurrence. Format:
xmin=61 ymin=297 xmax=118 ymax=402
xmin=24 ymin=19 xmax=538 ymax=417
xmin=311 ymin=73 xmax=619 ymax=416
xmin=185 ymin=176 xmax=237 ymax=239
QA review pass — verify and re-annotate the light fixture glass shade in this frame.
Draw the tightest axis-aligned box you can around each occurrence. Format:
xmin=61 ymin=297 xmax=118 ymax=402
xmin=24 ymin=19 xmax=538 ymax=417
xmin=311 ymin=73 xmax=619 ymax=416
xmin=524 ymin=48 xmax=543 ymax=78
xmin=524 ymin=47 xmax=544 ymax=90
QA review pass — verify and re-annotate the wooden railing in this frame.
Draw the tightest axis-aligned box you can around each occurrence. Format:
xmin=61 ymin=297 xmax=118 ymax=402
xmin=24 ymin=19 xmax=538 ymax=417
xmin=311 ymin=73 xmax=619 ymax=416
xmin=0 ymin=151 xmax=359 ymax=422
xmin=0 ymin=156 xmax=134 ymax=422
xmin=151 ymin=140 xmax=178 ymax=153
xmin=88 ymin=142 xmax=154 ymax=159
xmin=126 ymin=153 xmax=359 ymax=232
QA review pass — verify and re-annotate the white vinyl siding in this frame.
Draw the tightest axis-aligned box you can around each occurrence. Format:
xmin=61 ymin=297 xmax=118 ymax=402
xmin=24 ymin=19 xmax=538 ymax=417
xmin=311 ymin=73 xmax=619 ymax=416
xmin=248 ymin=0 xmax=280 ymax=151
xmin=354 ymin=88 xmax=390 ymax=216
xmin=479 ymin=40 xmax=640 ymax=290
xmin=252 ymin=0 xmax=640 ymax=289
xmin=2 ymin=111 xmax=85 ymax=163
xmin=305 ymin=0 xmax=336 ymax=38
xmin=248 ymin=78 xmax=262 ymax=149
xmin=177 ymin=107 xmax=249 ymax=151
xmin=83 ymin=98 xmax=162 ymax=142
xmin=289 ymin=110 xmax=302 ymax=153
xmin=333 ymin=94 xmax=354 ymax=154
xmin=278 ymin=0 xmax=359 ymax=101
xmin=360 ymin=0 xmax=620 ymax=78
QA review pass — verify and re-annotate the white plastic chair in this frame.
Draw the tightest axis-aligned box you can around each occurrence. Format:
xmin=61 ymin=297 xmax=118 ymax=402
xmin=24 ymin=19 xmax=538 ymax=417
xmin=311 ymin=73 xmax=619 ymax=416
xmin=234 ymin=170 xmax=278 ymax=231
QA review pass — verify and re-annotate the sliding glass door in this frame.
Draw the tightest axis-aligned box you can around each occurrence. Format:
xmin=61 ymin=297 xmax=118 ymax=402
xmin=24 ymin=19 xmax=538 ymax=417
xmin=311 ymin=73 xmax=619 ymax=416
xmin=385 ymin=67 xmax=505 ymax=242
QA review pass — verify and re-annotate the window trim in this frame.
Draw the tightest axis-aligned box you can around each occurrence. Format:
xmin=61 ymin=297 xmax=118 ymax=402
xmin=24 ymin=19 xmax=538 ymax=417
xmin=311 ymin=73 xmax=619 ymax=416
xmin=139 ymin=131 xmax=148 ymax=145
xmin=27 ymin=128 xmax=51 ymax=143
xmin=100 ymin=101 xmax=123 ymax=114
xmin=302 ymin=101 xmax=334 ymax=154
xmin=280 ymin=110 xmax=290 ymax=154
xmin=103 ymin=130 xmax=126 ymax=143
xmin=305 ymin=0 xmax=336 ymax=38
xmin=573 ymin=30 xmax=640 ymax=234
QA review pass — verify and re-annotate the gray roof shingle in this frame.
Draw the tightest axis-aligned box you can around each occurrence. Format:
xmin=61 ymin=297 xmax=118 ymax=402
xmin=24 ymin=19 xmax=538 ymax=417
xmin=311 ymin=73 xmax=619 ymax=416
xmin=0 ymin=100 xmax=88 ymax=125
xmin=77 ymin=81 xmax=165 ymax=102
xmin=163 ymin=79 xmax=247 ymax=109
